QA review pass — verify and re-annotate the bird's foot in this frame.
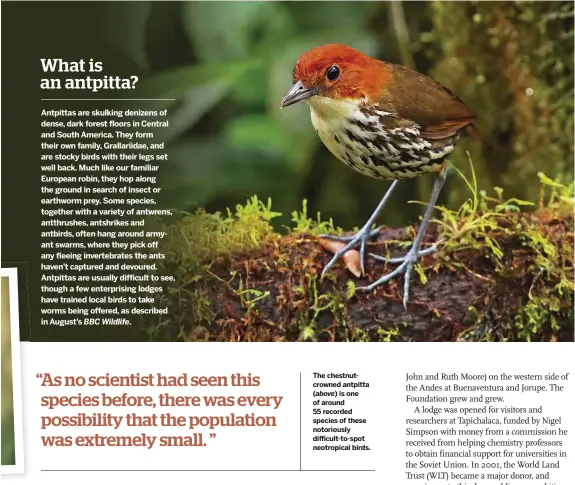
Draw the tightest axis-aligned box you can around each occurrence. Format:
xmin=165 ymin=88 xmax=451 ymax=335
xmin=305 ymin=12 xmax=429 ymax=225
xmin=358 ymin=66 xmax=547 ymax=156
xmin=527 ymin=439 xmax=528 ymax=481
xmin=368 ymin=243 xmax=438 ymax=264
xmin=319 ymin=226 xmax=381 ymax=277
xmin=358 ymin=243 xmax=439 ymax=308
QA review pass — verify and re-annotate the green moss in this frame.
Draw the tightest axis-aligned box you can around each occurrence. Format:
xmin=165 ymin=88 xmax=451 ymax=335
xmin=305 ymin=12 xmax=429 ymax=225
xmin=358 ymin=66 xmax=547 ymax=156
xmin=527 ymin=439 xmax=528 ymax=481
xmin=144 ymin=195 xmax=281 ymax=340
xmin=292 ymin=265 xmax=348 ymax=341
xmin=158 ymin=195 xmax=280 ymax=272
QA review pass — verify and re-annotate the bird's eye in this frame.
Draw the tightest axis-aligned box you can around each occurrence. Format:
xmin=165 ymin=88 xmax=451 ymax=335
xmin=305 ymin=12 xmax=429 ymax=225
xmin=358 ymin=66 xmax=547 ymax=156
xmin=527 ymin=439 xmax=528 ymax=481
xmin=326 ymin=65 xmax=340 ymax=81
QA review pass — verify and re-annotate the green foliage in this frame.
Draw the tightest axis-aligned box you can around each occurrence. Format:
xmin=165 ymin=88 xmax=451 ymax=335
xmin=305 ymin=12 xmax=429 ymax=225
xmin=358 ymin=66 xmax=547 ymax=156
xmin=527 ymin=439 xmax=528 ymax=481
xmin=290 ymin=199 xmax=341 ymax=236
xmin=435 ymin=154 xmax=534 ymax=261
xmin=152 ymin=195 xmax=280 ymax=279
xmin=538 ymin=172 xmax=575 ymax=215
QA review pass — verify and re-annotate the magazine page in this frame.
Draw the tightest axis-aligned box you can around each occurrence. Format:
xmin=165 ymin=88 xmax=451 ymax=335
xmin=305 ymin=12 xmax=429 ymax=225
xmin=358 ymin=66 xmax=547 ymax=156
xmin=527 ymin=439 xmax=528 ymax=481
xmin=1 ymin=1 xmax=574 ymax=484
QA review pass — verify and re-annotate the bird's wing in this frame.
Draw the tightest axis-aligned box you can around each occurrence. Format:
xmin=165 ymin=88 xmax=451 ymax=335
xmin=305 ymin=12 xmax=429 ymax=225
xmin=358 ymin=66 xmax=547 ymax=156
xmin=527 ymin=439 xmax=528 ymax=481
xmin=419 ymin=118 xmax=475 ymax=140
xmin=378 ymin=63 xmax=476 ymax=141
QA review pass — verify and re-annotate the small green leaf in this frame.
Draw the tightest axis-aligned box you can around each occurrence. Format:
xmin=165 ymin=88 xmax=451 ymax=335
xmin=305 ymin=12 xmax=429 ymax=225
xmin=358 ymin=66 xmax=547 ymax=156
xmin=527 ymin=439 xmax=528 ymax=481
xmin=415 ymin=265 xmax=428 ymax=285
xmin=346 ymin=281 xmax=357 ymax=300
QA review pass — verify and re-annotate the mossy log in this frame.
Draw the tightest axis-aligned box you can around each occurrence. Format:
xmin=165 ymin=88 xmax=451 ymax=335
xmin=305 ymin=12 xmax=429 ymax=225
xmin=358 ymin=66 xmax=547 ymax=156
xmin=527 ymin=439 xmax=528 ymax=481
xmin=155 ymin=201 xmax=574 ymax=343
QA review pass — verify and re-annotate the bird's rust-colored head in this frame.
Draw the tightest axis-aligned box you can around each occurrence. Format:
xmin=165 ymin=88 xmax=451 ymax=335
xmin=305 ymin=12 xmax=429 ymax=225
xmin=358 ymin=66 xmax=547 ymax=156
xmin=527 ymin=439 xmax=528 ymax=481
xmin=280 ymin=44 xmax=389 ymax=108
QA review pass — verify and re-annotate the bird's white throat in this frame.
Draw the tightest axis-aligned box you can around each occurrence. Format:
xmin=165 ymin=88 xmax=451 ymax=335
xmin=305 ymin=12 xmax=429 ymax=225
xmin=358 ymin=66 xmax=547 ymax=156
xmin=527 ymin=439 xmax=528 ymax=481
xmin=307 ymin=96 xmax=363 ymax=164
xmin=306 ymin=96 xmax=361 ymax=122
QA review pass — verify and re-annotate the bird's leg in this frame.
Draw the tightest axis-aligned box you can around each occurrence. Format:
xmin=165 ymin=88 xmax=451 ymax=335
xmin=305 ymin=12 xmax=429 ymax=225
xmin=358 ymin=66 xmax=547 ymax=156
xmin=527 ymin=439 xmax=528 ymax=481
xmin=357 ymin=169 xmax=447 ymax=308
xmin=320 ymin=180 xmax=399 ymax=277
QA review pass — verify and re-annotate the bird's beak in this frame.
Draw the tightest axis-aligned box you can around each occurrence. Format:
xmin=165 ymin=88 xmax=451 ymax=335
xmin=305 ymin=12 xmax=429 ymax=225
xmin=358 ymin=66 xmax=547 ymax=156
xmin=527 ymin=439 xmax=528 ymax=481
xmin=280 ymin=80 xmax=319 ymax=108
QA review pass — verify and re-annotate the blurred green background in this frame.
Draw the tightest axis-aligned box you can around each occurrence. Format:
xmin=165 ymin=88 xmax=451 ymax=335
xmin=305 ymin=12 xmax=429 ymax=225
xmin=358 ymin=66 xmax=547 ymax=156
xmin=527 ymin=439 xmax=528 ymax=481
xmin=94 ymin=1 xmax=575 ymax=229
xmin=1 ymin=277 xmax=15 ymax=466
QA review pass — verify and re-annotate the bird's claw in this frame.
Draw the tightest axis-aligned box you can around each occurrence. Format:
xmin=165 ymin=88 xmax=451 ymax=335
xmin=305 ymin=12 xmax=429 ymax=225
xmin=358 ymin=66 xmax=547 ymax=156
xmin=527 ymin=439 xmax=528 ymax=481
xmin=356 ymin=247 xmax=426 ymax=309
xmin=319 ymin=226 xmax=381 ymax=278
xmin=367 ymin=242 xmax=439 ymax=264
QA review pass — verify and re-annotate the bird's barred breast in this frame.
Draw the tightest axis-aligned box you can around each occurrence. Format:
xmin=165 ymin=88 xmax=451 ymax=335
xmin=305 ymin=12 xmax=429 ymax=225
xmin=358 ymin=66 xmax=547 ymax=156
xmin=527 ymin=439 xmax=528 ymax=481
xmin=309 ymin=100 xmax=457 ymax=180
